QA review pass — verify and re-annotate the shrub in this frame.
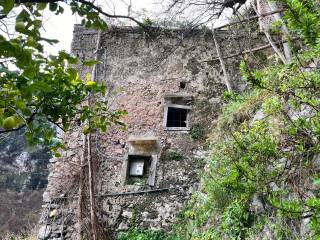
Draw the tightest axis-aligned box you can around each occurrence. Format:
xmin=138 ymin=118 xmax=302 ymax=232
xmin=190 ymin=124 xmax=205 ymax=140
xmin=165 ymin=151 xmax=184 ymax=161
xmin=117 ymin=229 xmax=170 ymax=240
xmin=172 ymin=1 xmax=320 ymax=238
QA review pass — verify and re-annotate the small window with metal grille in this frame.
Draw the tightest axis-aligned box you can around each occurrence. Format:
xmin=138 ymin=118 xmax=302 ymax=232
xmin=164 ymin=104 xmax=191 ymax=131
xmin=166 ymin=107 xmax=188 ymax=128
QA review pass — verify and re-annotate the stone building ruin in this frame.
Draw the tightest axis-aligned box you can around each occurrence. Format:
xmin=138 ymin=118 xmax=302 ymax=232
xmin=38 ymin=25 xmax=267 ymax=239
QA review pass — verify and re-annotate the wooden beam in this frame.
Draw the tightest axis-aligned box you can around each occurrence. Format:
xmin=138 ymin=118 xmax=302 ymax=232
xmin=214 ymin=9 xmax=286 ymax=30
xmin=213 ymin=30 xmax=232 ymax=91
xmin=203 ymin=37 xmax=300 ymax=63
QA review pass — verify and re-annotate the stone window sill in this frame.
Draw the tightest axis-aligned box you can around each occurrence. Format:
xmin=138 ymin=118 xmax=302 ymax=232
xmin=164 ymin=127 xmax=190 ymax=131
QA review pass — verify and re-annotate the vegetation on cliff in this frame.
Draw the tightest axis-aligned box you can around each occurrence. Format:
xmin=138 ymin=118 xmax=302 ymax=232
xmin=176 ymin=1 xmax=319 ymax=239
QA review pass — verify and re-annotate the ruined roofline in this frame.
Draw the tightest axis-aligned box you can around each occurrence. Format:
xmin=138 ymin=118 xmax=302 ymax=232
xmin=73 ymin=24 xmax=230 ymax=39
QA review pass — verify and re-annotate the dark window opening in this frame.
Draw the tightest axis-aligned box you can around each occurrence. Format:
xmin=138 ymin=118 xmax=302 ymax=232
xmin=166 ymin=107 xmax=188 ymax=128
xmin=180 ymin=82 xmax=186 ymax=89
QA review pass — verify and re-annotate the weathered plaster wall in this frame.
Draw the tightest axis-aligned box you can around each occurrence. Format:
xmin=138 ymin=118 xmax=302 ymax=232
xmin=39 ymin=26 xmax=267 ymax=239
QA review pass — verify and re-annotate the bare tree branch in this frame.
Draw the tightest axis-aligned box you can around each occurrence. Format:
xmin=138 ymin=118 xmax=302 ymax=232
xmin=202 ymin=36 xmax=300 ymax=63
xmin=214 ymin=8 xmax=285 ymax=30
xmin=213 ymin=29 xmax=232 ymax=91
xmin=13 ymin=0 xmax=145 ymax=27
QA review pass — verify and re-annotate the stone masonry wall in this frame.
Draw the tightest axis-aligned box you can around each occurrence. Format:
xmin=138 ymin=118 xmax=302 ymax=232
xmin=38 ymin=26 xmax=268 ymax=239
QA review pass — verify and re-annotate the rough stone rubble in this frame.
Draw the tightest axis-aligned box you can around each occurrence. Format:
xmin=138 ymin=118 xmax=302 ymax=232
xmin=38 ymin=25 xmax=265 ymax=239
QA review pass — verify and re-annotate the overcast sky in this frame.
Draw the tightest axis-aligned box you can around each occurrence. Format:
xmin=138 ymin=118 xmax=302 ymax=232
xmin=41 ymin=0 xmax=156 ymax=55
xmin=40 ymin=0 xmax=234 ymax=55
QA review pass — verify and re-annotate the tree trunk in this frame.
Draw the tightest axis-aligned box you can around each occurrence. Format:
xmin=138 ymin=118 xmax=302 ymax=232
xmin=255 ymin=0 xmax=289 ymax=64
xmin=263 ymin=30 xmax=288 ymax=64
xmin=77 ymin=134 xmax=86 ymax=240
xmin=212 ymin=30 xmax=232 ymax=92
xmin=87 ymin=133 xmax=99 ymax=240
xmin=87 ymin=31 xmax=102 ymax=240
xmin=267 ymin=0 xmax=292 ymax=62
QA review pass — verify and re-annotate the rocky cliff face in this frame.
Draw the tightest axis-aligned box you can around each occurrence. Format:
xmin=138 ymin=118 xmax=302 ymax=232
xmin=0 ymin=130 xmax=51 ymax=235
